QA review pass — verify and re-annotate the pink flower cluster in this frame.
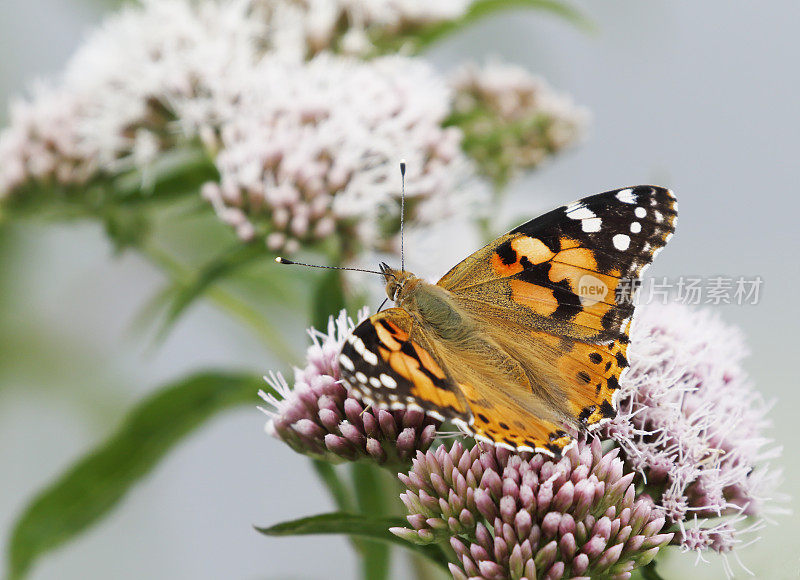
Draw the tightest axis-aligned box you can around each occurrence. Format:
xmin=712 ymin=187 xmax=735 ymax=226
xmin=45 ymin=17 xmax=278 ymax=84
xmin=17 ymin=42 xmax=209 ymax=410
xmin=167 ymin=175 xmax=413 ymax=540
xmin=603 ymin=302 xmax=783 ymax=571
xmin=264 ymin=303 xmax=784 ymax=577
xmin=260 ymin=310 xmax=440 ymax=468
xmin=391 ymin=439 xmax=672 ymax=579
xmin=0 ymin=0 xmax=475 ymax=254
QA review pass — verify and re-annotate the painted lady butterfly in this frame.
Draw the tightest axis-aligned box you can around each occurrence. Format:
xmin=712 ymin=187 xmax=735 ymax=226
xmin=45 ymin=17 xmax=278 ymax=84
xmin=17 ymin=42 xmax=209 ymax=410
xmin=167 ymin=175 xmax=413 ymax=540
xmin=338 ymin=186 xmax=677 ymax=456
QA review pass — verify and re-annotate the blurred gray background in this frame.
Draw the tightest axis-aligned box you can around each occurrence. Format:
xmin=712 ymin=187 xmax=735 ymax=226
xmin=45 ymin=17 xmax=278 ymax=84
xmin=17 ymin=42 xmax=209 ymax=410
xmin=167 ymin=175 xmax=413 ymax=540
xmin=1 ymin=0 xmax=798 ymax=578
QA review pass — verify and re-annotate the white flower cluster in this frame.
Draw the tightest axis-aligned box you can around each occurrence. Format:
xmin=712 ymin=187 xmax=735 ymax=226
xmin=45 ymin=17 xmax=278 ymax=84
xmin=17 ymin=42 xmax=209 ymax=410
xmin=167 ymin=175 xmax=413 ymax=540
xmin=67 ymin=0 xmax=266 ymax=167
xmin=197 ymin=54 xmax=469 ymax=251
xmin=0 ymin=0 xmax=473 ymax=252
xmin=250 ymin=0 xmax=473 ymax=58
xmin=0 ymin=84 xmax=92 ymax=195
xmin=0 ymin=0 xmax=266 ymax=197
xmin=450 ymin=61 xmax=590 ymax=184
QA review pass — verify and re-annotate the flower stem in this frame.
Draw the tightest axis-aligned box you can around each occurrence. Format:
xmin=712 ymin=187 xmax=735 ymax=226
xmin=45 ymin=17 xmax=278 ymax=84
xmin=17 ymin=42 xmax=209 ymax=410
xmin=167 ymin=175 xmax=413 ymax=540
xmin=311 ymin=460 xmax=355 ymax=513
xmin=351 ymin=462 xmax=392 ymax=580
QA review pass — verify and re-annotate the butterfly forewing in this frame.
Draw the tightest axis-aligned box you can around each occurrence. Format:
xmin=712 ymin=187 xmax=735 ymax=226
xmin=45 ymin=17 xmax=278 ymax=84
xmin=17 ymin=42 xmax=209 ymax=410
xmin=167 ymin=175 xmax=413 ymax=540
xmin=339 ymin=308 xmax=471 ymax=422
xmin=438 ymin=186 xmax=677 ymax=343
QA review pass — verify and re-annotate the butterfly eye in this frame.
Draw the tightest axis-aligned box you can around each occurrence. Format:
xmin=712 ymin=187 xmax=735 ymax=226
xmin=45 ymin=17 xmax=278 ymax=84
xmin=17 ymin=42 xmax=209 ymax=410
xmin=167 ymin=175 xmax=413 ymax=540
xmin=385 ymin=280 xmax=399 ymax=302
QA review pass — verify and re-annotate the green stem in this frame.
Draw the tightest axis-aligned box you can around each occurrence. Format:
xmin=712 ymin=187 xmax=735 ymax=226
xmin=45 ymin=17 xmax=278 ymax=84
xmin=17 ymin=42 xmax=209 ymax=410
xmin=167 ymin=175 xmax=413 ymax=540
xmin=311 ymin=460 xmax=355 ymax=513
xmin=409 ymin=554 xmax=448 ymax=580
xmin=407 ymin=0 xmax=593 ymax=53
xmin=351 ymin=462 xmax=393 ymax=580
xmin=308 ymin=460 xmax=400 ymax=580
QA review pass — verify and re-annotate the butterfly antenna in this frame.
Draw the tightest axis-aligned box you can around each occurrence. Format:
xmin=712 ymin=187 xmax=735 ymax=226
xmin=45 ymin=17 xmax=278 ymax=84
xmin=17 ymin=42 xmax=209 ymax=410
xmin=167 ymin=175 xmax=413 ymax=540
xmin=400 ymin=159 xmax=406 ymax=273
xmin=275 ymin=257 xmax=390 ymax=278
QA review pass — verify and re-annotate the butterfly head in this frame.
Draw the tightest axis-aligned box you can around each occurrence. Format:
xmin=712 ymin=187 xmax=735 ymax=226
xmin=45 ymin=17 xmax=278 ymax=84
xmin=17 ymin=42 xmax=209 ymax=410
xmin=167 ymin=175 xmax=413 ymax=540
xmin=380 ymin=262 xmax=417 ymax=303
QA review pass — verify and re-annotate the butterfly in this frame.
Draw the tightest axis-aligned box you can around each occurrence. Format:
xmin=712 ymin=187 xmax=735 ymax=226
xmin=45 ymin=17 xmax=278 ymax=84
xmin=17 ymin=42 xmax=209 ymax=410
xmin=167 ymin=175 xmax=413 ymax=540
xmin=338 ymin=186 xmax=677 ymax=456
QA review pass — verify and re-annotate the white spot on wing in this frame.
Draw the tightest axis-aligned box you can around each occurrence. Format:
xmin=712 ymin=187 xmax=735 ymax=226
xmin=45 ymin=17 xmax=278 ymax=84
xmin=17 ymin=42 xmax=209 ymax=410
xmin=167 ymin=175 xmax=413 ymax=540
xmin=355 ymin=371 xmax=367 ymax=384
xmin=630 ymin=222 xmax=642 ymax=234
xmin=567 ymin=206 xmax=596 ymax=220
xmin=362 ymin=349 xmax=378 ymax=366
xmin=380 ymin=373 xmax=397 ymax=389
xmin=616 ymin=188 xmax=636 ymax=204
xmin=339 ymin=354 xmax=355 ymax=371
xmin=582 ymin=218 xmax=602 ymax=232
xmin=369 ymin=376 xmax=381 ymax=388
xmin=613 ymin=233 xmax=631 ymax=251
xmin=635 ymin=206 xmax=647 ymax=218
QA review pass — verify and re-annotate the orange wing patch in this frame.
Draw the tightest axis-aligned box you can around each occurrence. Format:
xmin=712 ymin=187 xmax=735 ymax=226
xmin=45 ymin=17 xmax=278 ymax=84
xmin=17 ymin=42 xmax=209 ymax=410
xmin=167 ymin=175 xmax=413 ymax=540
xmin=508 ymin=279 xmax=559 ymax=317
xmin=373 ymin=318 xmax=407 ymax=349
xmin=340 ymin=309 xmax=470 ymax=421
xmin=381 ymin=343 xmax=464 ymax=413
xmin=491 ymin=235 xmax=555 ymax=277
xmin=490 ymin=234 xmax=635 ymax=341
xmin=455 ymin=381 xmax=575 ymax=456
xmin=552 ymin=338 xmax=628 ymax=428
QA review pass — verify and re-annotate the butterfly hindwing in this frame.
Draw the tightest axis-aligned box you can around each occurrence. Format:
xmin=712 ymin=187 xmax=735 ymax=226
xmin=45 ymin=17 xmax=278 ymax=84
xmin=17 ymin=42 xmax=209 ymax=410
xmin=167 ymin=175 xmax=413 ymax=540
xmin=447 ymin=337 xmax=626 ymax=456
xmin=339 ymin=308 xmax=471 ymax=422
xmin=557 ymin=339 xmax=628 ymax=428
xmin=454 ymin=377 xmax=575 ymax=456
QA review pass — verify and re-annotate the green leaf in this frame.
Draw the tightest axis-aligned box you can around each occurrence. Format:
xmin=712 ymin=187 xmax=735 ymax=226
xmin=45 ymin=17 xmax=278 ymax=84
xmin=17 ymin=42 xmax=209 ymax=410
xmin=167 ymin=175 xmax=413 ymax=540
xmin=112 ymin=145 xmax=218 ymax=203
xmin=136 ymin=241 xmax=302 ymax=364
xmin=158 ymin=242 xmax=269 ymax=336
xmin=7 ymin=371 xmax=264 ymax=580
xmin=399 ymin=0 xmax=593 ymax=53
xmin=256 ymin=512 xmax=449 ymax=570
xmin=2 ymin=145 xmax=217 ymax=222
xmin=309 ymin=463 xmax=393 ymax=580
xmin=312 ymin=268 xmax=346 ymax=331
